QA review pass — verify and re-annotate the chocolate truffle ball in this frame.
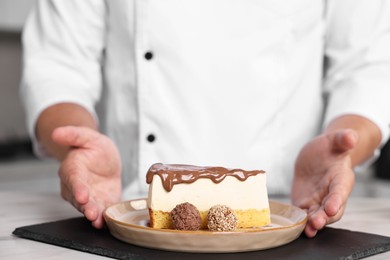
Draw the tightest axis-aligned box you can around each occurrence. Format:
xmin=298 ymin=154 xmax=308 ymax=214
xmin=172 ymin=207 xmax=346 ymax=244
xmin=170 ymin=202 xmax=202 ymax=230
xmin=207 ymin=205 xmax=238 ymax=232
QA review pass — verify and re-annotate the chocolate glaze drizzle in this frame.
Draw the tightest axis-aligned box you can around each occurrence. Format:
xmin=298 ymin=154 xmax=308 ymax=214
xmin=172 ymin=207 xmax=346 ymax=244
xmin=146 ymin=163 xmax=265 ymax=192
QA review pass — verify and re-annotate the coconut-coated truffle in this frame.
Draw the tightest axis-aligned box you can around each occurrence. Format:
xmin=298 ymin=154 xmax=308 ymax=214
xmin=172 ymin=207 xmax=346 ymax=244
xmin=170 ymin=202 xmax=202 ymax=230
xmin=207 ymin=205 xmax=238 ymax=232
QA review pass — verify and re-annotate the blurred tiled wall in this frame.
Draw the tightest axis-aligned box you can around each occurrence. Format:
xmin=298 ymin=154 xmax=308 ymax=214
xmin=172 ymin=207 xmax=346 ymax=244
xmin=0 ymin=0 xmax=34 ymax=158
xmin=0 ymin=32 xmax=27 ymax=142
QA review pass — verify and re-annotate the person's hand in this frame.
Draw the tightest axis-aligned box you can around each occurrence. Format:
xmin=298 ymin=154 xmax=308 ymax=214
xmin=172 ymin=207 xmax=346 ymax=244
xmin=51 ymin=126 xmax=122 ymax=228
xmin=292 ymin=129 xmax=358 ymax=237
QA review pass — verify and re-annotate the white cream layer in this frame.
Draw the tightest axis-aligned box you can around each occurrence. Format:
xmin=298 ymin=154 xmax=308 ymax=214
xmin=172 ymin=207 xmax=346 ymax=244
xmin=147 ymin=174 xmax=269 ymax=212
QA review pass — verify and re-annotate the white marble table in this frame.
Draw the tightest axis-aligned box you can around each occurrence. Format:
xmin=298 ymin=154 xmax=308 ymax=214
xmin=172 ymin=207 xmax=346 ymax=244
xmin=0 ymin=191 xmax=110 ymax=259
xmin=1 ymin=191 xmax=390 ymax=259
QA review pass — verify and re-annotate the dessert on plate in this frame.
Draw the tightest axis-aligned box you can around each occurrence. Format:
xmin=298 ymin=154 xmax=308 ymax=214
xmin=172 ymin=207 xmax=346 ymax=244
xmin=146 ymin=163 xmax=270 ymax=230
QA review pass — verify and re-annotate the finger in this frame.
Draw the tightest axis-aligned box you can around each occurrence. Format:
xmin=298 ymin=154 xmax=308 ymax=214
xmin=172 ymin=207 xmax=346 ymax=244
xmin=83 ymin=201 xmax=99 ymax=223
xmin=305 ymin=204 xmax=337 ymax=238
xmin=60 ymin=179 xmax=89 ymax=207
xmin=59 ymin=166 xmax=90 ymax=203
xmin=90 ymin=206 xmax=106 ymax=229
xmin=60 ymin=181 xmax=84 ymax=213
xmin=304 ymin=225 xmax=318 ymax=238
xmin=62 ymin=175 xmax=106 ymax=228
xmin=92 ymin=215 xmax=106 ymax=229
xmin=305 ymin=207 xmax=326 ymax=238
xmin=323 ymin=166 xmax=354 ymax=218
xmin=323 ymin=193 xmax=343 ymax=217
xmin=91 ymin=215 xmax=104 ymax=228
xmin=306 ymin=209 xmax=342 ymax=237
xmin=82 ymin=197 xmax=107 ymax=229
xmin=333 ymin=129 xmax=358 ymax=153
xmin=60 ymin=181 xmax=73 ymax=204
xmin=52 ymin=126 xmax=98 ymax=148
xmin=60 ymin=180 xmax=103 ymax=227
xmin=305 ymin=200 xmax=346 ymax=238
xmin=58 ymin=166 xmax=90 ymax=215
xmin=322 ymin=183 xmax=351 ymax=223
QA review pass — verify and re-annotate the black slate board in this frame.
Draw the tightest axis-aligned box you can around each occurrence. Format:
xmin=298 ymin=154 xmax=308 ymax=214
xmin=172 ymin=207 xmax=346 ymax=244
xmin=12 ymin=217 xmax=390 ymax=260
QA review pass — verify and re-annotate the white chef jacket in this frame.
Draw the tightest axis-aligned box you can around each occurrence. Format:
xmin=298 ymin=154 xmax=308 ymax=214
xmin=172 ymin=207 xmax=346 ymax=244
xmin=20 ymin=0 xmax=390 ymax=197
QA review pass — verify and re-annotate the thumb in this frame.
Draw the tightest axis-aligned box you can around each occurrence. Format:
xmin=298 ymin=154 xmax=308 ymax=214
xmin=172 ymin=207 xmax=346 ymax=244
xmin=52 ymin=126 xmax=99 ymax=148
xmin=332 ymin=129 xmax=359 ymax=153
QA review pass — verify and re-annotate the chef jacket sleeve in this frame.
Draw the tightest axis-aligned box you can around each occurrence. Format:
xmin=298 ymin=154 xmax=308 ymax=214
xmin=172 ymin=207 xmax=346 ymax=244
xmin=20 ymin=0 xmax=106 ymax=157
xmin=323 ymin=0 xmax=390 ymax=148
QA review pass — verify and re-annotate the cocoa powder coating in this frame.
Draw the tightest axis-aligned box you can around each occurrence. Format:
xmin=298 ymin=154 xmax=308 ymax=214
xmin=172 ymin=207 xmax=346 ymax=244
xmin=170 ymin=202 xmax=202 ymax=230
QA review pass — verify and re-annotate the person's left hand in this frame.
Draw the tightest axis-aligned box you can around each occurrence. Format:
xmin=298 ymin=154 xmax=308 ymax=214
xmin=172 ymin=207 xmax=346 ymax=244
xmin=292 ymin=129 xmax=358 ymax=237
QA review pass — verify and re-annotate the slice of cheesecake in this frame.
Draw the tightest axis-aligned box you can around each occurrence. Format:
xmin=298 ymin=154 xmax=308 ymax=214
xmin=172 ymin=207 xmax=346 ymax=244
xmin=146 ymin=163 xmax=270 ymax=229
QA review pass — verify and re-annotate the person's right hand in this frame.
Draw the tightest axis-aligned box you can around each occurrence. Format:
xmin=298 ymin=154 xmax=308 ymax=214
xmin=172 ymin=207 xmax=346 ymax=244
xmin=51 ymin=126 xmax=122 ymax=228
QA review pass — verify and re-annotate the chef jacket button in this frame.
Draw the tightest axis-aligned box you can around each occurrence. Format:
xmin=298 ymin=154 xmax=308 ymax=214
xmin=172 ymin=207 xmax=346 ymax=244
xmin=144 ymin=51 xmax=153 ymax=60
xmin=147 ymin=134 xmax=156 ymax=143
